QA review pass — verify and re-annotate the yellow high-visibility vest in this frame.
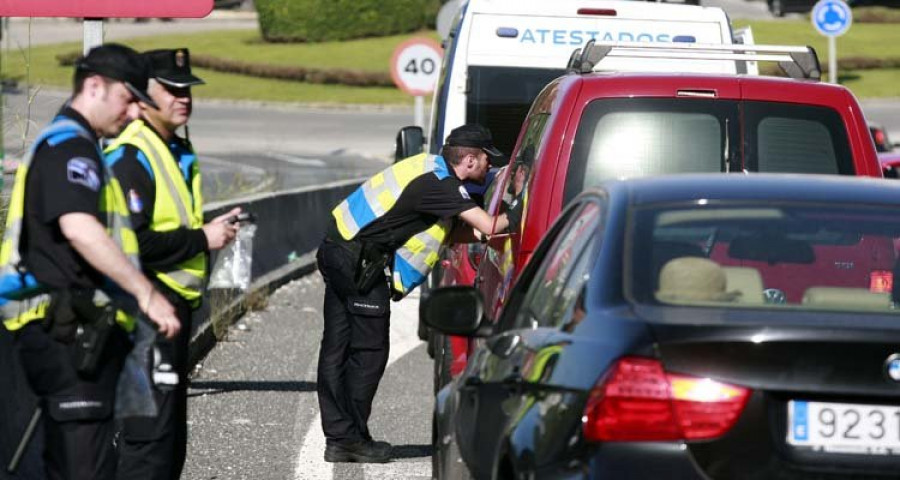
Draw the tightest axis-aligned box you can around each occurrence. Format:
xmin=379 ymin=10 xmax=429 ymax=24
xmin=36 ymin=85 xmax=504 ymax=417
xmin=331 ymin=153 xmax=452 ymax=298
xmin=105 ymin=120 xmax=206 ymax=307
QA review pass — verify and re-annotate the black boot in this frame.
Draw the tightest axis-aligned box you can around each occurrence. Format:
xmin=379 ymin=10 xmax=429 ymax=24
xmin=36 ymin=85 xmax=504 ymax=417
xmin=324 ymin=440 xmax=391 ymax=463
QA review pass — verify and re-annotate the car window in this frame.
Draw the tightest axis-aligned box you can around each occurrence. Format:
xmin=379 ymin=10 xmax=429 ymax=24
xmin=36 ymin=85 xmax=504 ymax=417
xmin=466 ymin=66 xmax=563 ymax=156
xmin=514 ymin=201 xmax=604 ymax=329
xmin=585 ymin=111 xmax=722 ymax=179
xmin=565 ymin=98 xmax=737 ymax=205
xmin=485 ymin=110 xmax=552 ymax=223
xmin=629 ymin=202 xmax=900 ymax=313
xmin=744 ymin=101 xmax=853 ymax=175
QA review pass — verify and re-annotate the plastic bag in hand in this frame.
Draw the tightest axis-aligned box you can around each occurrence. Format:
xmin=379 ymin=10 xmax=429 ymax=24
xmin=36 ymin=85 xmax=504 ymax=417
xmin=208 ymin=224 xmax=257 ymax=291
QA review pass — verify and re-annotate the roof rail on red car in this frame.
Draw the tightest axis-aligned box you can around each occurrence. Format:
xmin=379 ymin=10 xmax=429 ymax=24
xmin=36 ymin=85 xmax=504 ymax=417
xmin=566 ymin=40 xmax=821 ymax=80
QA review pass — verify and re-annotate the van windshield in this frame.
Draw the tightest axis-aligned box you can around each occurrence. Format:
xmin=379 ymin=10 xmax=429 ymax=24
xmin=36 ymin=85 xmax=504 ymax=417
xmin=466 ymin=66 xmax=563 ymax=156
xmin=563 ymin=98 xmax=855 ymax=204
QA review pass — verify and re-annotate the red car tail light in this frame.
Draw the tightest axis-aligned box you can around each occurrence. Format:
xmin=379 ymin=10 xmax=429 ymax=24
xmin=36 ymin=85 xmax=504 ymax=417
xmin=870 ymin=270 xmax=893 ymax=293
xmin=874 ymin=129 xmax=887 ymax=147
xmin=582 ymin=357 xmax=750 ymax=442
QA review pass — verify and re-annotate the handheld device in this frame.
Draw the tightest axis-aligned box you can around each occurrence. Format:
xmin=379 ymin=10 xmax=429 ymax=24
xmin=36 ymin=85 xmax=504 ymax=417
xmin=228 ymin=212 xmax=256 ymax=224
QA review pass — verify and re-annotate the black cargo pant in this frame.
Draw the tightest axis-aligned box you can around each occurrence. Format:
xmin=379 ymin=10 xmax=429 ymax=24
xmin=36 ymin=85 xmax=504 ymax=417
xmin=117 ymin=284 xmax=192 ymax=480
xmin=14 ymin=320 xmax=129 ymax=480
xmin=316 ymin=238 xmax=391 ymax=446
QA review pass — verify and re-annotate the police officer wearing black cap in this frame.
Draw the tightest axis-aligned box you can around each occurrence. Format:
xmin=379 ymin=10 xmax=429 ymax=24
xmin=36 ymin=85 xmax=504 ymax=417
xmin=0 ymin=43 xmax=180 ymax=480
xmin=316 ymin=124 xmax=511 ymax=463
xmin=106 ymin=48 xmax=240 ymax=480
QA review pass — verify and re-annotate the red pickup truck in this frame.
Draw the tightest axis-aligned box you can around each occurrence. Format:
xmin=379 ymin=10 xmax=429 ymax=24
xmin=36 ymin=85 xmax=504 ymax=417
xmin=433 ymin=43 xmax=882 ymax=390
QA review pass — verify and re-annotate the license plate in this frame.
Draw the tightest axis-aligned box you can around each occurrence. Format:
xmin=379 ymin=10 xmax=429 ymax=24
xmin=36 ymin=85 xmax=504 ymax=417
xmin=788 ymin=400 xmax=900 ymax=455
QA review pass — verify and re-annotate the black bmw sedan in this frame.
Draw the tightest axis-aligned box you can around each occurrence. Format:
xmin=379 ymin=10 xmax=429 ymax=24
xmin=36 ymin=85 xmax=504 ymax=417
xmin=425 ymin=174 xmax=900 ymax=480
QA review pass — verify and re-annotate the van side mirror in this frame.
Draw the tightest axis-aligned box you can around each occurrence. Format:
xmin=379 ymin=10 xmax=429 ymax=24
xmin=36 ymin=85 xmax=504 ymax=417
xmin=420 ymin=286 xmax=492 ymax=337
xmin=394 ymin=126 xmax=425 ymax=163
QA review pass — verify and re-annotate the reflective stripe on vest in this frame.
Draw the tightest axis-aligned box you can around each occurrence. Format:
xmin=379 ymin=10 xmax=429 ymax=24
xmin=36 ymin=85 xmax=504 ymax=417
xmin=331 ymin=153 xmax=453 ymax=298
xmin=392 ymin=219 xmax=451 ymax=297
xmin=0 ymin=117 xmax=140 ymax=331
xmin=105 ymin=120 xmax=206 ymax=305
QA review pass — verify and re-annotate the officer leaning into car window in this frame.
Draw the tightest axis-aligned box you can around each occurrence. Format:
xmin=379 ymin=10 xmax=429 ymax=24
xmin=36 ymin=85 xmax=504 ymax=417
xmin=104 ymin=48 xmax=241 ymax=480
xmin=0 ymin=43 xmax=180 ymax=480
xmin=317 ymin=124 xmax=521 ymax=463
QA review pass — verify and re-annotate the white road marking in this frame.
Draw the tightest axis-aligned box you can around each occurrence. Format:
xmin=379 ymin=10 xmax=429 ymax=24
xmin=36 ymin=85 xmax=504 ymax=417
xmin=364 ymin=460 xmax=432 ymax=479
xmin=294 ymin=293 xmax=424 ymax=480
xmin=268 ymin=152 xmax=327 ymax=168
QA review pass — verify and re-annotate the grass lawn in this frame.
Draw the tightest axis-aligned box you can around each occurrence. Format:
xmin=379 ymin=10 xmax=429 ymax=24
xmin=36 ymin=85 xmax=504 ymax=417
xmin=732 ymin=20 xmax=900 ymax=59
xmin=732 ymin=19 xmax=900 ymax=98
xmin=1 ymin=29 xmax=439 ymax=104
xmin=1 ymin=23 xmax=896 ymax=104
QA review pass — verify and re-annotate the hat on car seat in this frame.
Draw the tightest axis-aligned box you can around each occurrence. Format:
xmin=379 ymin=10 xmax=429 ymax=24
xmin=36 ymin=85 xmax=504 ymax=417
xmin=445 ymin=124 xmax=504 ymax=157
xmin=656 ymin=257 xmax=740 ymax=303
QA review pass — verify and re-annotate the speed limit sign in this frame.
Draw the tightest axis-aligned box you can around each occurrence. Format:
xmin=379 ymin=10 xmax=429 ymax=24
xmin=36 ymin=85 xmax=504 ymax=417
xmin=390 ymin=38 xmax=443 ymax=96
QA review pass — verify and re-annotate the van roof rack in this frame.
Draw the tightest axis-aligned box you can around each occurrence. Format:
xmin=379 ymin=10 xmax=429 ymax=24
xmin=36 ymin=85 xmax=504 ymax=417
xmin=565 ymin=40 xmax=821 ymax=80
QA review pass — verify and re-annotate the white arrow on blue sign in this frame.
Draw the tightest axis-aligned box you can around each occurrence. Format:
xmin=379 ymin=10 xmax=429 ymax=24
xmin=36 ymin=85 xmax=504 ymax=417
xmin=811 ymin=0 xmax=853 ymax=37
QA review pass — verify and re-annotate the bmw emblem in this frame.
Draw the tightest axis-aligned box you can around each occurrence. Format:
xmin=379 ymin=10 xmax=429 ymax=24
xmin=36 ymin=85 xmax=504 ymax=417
xmin=885 ymin=354 xmax=900 ymax=382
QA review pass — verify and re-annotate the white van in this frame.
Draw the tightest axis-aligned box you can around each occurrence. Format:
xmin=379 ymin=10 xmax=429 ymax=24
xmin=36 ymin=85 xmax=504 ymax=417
xmin=395 ymin=0 xmax=754 ymax=159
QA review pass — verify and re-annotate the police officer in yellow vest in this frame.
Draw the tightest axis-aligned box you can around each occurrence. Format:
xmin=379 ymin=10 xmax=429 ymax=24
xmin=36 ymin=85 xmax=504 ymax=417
xmin=0 ymin=43 xmax=180 ymax=480
xmin=317 ymin=124 xmax=510 ymax=463
xmin=104 ymin=48 xmax=240 ymax=480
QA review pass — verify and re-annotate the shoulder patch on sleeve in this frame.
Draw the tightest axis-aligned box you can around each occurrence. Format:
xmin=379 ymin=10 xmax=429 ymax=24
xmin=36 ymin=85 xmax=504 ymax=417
xmin=66 ymin=157 xmax=101 ymax=191
xmin=458 ymin=185 xmax=471 ymax=200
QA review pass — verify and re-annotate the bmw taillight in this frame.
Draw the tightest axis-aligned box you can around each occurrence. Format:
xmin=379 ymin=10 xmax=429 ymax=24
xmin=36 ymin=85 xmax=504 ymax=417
xmin=870 ymin=270 xmax=893 ymax=293
xmin=582 ymin=357 xmax=750 ymax=442
xmin=467 ymin=243 xmax=485 ymax=269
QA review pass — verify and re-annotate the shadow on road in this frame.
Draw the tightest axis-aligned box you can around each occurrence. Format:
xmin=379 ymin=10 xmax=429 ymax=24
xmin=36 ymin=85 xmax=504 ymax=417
xmin=188 ymin=380 xmax=316 ymax=397
xmin=391 ymin=444 xmax=433 ymax=459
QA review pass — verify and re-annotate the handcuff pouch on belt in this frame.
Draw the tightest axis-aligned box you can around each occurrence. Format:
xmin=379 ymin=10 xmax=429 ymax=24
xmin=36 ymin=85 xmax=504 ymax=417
xmin=44 ymin=289 xmax=116 ymax=378
xmin=354 ymin=242 xmax=390 ymax=295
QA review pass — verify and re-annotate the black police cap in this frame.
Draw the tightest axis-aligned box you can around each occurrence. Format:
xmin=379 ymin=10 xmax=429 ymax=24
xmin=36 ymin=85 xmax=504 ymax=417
xmin=445 ymin=124 xmax=503 ymax=157
xmin=143 ymin=48 xmax=205 ymax=88
xmin=76 ymin=43 xmax=158 ymax=109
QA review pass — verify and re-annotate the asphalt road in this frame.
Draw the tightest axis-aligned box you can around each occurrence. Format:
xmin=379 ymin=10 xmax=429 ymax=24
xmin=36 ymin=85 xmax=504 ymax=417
xmin=1 ymin=87 xmax=413 ymax=200
xmin=1 ymin=10 xmax=258 ymax=49
xmin=185 ymin=276 xmax=432 ymax=480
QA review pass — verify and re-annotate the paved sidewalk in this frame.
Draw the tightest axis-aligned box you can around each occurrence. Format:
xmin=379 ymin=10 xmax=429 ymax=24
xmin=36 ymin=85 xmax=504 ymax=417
xmin=184 ymin=275 xmax=432 ymax=480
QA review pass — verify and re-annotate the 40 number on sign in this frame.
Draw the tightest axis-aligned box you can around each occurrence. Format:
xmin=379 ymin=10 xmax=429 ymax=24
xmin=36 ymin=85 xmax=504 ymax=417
xmin=390 ymin=38 xmax=443 ymax=96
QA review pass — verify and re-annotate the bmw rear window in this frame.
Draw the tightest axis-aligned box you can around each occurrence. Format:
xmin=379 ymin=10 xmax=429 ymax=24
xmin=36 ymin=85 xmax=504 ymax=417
xmin=628 ymin=202 xmax=900 ymax=313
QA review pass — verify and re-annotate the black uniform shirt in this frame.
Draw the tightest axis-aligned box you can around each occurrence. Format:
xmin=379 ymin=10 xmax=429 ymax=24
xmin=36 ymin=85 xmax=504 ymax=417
xmin=346 ymin=172 xmax=478 ymax=252
xmin=106 ymin=124 xmax=208 ymax=271
xmin=22 ymin=107 xmax=106 ymax=289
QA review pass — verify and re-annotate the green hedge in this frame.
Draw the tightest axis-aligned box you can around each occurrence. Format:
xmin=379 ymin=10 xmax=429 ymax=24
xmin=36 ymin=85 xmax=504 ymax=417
xmin=255 ymin=0 xmax=441 ymax=43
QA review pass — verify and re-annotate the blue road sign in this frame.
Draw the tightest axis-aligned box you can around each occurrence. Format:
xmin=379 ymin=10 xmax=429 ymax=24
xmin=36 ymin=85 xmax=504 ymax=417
xmin=812 ymin=0 xmax=853 ymax=37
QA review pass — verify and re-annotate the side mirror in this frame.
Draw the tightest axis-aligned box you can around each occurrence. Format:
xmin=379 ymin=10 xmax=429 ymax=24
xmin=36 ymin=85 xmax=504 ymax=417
xmin=394 ymin=126 xmax=425 ymax=163
xmin=421 ymin=286 xmax=490 ymax=337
